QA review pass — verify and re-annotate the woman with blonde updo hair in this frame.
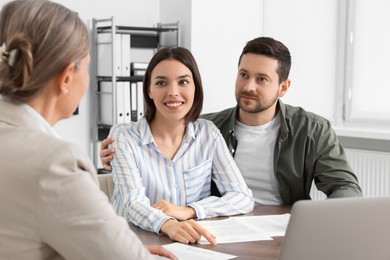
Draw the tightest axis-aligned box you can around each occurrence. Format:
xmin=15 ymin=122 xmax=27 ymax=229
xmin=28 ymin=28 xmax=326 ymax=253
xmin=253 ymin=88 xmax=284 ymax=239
xmin=0 ymin=0 xmax=175 ymax=259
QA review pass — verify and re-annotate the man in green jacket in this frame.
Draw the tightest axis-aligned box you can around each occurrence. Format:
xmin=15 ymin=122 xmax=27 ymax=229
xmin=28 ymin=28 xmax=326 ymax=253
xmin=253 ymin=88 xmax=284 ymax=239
xmin=100 ymin=37 xmax=362 ymax=205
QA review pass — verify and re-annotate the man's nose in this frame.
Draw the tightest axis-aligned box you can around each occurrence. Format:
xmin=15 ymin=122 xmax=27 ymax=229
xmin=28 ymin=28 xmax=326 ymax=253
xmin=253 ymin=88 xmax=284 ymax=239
xmin=242 ymin=78 xmax=257 ymax=92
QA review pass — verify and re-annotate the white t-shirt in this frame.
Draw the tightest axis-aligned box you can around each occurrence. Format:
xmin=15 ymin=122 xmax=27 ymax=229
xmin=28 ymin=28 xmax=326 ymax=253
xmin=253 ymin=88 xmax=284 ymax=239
xmin=234 ymin=114 xmax=282 ymax=205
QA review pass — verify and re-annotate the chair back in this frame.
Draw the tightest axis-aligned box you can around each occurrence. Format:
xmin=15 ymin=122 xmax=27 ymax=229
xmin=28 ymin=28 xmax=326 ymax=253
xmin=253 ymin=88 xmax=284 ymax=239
xmin=98 ymin=173 xmax=115 ymax=199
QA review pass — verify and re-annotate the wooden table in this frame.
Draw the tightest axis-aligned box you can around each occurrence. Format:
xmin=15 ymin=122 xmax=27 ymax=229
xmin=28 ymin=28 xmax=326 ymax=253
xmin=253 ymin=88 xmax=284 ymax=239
xmin=129 ymin=205 xmax=291 ymax=259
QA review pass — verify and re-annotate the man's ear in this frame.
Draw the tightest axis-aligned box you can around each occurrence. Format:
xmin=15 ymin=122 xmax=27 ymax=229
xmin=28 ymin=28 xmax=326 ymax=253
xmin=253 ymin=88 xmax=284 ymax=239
xmin=56 ymin=63 xmax=75 ymax=95
xmin=278 ymin=79 xmax=291 ymax=97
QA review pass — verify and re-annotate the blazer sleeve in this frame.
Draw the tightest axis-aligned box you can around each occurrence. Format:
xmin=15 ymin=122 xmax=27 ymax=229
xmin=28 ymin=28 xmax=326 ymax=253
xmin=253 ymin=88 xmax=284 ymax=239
xmin=35 ymin=142 xmax=157 ymax=260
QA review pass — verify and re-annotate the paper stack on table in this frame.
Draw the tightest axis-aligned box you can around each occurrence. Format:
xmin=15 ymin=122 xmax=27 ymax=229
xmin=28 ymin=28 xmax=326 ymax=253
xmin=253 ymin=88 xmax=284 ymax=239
xmin=198 ymin=214 xmax=290 ymax=244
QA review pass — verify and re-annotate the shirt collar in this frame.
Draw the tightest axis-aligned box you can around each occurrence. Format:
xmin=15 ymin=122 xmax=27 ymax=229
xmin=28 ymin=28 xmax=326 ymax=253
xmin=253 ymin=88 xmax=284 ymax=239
xmin=277 ymin=99 xmax=289 ymax=141
xmin=139 ymin=118 xmax=154 ymax=145
xmin=184 ymin=121 xmax=195 ymax=143
xmin=139 ymin=118 xmax=196 ymax=146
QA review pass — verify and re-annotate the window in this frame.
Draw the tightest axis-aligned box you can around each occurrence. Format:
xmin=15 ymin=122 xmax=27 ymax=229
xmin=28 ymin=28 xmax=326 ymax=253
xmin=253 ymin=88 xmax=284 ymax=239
xmin=344 ymin=0 xmax=390 ymax=123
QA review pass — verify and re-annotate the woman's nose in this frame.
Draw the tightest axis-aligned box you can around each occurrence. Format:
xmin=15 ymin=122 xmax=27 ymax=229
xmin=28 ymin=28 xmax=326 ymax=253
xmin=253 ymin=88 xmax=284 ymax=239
xmin=168 ymin=84 xmax=179 ymax=97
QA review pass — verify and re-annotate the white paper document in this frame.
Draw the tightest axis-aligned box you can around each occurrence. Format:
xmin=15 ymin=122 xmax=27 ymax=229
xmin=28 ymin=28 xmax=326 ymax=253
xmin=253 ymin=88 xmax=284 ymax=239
xmin=198 ymin=214 xmax=290 ymax=244
xmin=162 ymin=242 xmax=237 ymax=260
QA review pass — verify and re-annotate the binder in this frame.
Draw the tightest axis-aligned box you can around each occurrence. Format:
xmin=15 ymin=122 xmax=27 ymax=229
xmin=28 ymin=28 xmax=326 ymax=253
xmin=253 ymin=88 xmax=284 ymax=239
xmin=130 ymin=82 xmax=138 ymax=121
xmin=121 ymin=34 xmax=131 ymax=77
xmin=132 ymin=69 xmax=146 ymax=76
xmin=123 ymin=81 xmax=131 ymax=123
xmin=97 ymin=33 xmax=122 ymax=76
xmin=131 ymin=62 xmax=148 ymax=70
xmin=116 ymin=81 xmax=125 ymax=124
xmin=99 ymin=81 xmax=113 ymax=125
xmin=100 ymin=81 xmax=125 ymax=124
xmin=121 ymin=34 xmax=131 ymax=123
xmin=137 ymin=82 xmax=144 ymax=120
xmin=131 ymin=62 xmax=148 ymax=76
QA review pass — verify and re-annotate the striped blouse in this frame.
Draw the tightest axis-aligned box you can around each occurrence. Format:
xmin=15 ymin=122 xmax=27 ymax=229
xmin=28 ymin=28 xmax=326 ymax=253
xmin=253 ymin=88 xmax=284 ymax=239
xmin=109 ymin=118 xmax=254 ymax=234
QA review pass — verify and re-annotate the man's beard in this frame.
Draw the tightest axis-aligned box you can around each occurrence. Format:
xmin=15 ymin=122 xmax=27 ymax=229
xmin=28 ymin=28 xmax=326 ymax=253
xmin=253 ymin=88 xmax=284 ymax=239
xmin=236 ymin=91 xmax=278 ymax=114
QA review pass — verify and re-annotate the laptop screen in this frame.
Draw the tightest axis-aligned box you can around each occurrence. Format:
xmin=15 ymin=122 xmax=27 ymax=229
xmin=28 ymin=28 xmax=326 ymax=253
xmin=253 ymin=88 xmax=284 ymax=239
xmin=279 ymin=197 xmax=390 ymax=260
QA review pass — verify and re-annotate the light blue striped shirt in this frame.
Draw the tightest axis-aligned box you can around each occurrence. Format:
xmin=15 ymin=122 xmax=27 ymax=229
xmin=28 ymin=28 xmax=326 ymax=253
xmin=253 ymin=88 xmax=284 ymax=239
xmin=109 ymin=118 xmax=254 ymax=234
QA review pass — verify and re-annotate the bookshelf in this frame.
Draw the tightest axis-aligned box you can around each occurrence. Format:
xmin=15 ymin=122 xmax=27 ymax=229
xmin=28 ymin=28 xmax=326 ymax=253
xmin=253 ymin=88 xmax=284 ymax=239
xmin=91 ymin=17 xmax=180 ymax=170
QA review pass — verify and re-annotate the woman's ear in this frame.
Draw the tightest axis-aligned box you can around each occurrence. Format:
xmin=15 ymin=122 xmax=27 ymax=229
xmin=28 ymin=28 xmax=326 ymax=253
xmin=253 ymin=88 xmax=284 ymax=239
xmin=56 ymin=63 xmax=76 ymax=95
xmin=278 ymin=79 xmax=291 ymax=97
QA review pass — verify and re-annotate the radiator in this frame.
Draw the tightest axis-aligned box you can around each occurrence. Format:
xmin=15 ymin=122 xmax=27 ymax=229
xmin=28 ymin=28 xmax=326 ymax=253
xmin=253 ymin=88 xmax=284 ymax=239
xmin=310 ymin=148 xmax=390 ymax=200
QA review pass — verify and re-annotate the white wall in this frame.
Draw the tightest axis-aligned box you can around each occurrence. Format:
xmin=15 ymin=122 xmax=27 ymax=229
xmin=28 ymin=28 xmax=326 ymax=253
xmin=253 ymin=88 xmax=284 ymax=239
xmin=161 ymin=0 xmax=263 ymax=114
xmin=160 ymin=0 xmax=191 ymax=49
xmin=262 ymin=0 xmax=339 ymax=121
xmin=191 ymin=0 xmax=263 ymax=114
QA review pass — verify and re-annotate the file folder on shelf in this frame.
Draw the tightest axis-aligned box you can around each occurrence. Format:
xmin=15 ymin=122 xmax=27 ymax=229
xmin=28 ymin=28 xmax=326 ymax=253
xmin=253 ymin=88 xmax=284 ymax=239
xmin=131 ymin=62 xmax=148 ymax=76
xmin=97 ymin=33 xmax=122 ymax=77
xmin=121 ymin=34 xmax=131 ymax=77
xmin=131 ymin=62 xmax=148 ymax=70
xmin=116 ymin=82 xmax=125 ymax=124
xmin=99 ymin=81 xmax=125 ymax=125
xmin=99 ymin=81 xmax=113 ymax=125
xmin=137 ymin=82 xmax=144 ymax=119
xmin=130 ymin=82 xmax=138 ymax=121
xmin=123 ymin=82 xmax=131 ymax=123
xmin=132 ymin=70 xmax=146 ymax=76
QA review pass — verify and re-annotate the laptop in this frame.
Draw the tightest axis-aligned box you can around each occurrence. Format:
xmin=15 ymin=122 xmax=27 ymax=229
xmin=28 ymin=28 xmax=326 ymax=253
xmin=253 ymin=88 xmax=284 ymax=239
xmin=279 ymin=197 xmax=390 ymax=260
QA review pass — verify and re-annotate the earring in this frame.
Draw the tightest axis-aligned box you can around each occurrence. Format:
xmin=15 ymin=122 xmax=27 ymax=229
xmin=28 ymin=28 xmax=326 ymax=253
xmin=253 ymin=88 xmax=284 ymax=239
xmin=64 ymin=88 xmax=69 ymax=94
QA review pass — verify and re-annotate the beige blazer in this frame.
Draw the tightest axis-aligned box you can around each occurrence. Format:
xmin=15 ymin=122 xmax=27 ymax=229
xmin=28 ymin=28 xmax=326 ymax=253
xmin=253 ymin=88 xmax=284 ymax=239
xmin=0 ymin=100 xmax=157 ymax=260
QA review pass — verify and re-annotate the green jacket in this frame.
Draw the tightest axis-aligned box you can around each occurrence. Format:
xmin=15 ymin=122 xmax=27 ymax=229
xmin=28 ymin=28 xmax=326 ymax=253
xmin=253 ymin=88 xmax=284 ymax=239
xmin=201 ymin=100 xmax=362 ymax=205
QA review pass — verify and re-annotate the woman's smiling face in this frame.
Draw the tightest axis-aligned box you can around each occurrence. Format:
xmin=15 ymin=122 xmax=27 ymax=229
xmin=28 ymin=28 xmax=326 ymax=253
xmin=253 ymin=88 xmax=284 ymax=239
xmin=148 ymin=59 xmax=195 ymax=123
